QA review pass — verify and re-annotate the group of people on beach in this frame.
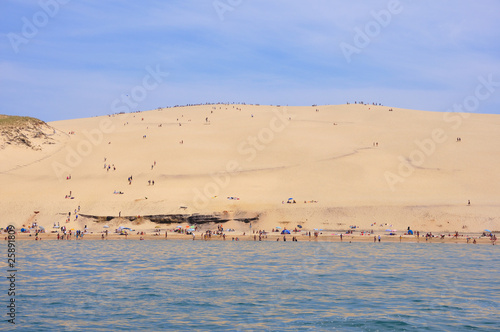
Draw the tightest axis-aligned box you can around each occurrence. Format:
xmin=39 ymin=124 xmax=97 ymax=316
xmin=65 ymin=207 xmax=80 ymax=223
xmin=104 ymin=163 xmax=116 ymax=172
xmin=6 ymin=221 xmax=497 ymax=245
xmin=56 ymin=226 xmax=87 ymax=240
xmin=275 ymin=236 xmax=298 ymax=241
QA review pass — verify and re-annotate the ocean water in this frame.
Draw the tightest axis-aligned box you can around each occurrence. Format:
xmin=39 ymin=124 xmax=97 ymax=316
xmin=5 ymin=240 xmax=500 ymax=331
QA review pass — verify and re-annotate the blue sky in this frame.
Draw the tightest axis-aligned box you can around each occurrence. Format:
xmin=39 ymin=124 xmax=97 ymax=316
xmin=1 ymin=0 xmax=500 ymax=122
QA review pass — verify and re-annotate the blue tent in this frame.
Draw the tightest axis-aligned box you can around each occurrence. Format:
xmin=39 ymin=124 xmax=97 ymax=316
xmin=408 ymin=230 xmax=414 ymax=235
xmin=281 ymin=230 xmax=291 ymax=234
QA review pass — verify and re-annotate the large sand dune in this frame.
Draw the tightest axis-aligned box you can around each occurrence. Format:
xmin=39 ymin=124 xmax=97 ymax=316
xmin=1 ymin=104 xmax=499 ymax=234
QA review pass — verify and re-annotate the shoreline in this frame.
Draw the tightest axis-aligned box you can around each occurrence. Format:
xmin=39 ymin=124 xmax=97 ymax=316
xmin=11 ymin=232 xmax=497 ymax=245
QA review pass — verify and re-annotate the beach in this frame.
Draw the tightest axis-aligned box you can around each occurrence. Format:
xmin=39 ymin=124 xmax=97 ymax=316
xmin=9 ymin=226 xmax=497 ymax=245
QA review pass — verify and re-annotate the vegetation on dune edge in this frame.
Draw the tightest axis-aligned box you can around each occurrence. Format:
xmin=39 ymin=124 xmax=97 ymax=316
xmin=0 ymin=115 xmax=45 ymax=127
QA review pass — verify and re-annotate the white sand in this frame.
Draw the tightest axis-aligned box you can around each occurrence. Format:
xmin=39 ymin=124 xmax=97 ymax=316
xmin=1 ymin=104 xmax=499 ymax=234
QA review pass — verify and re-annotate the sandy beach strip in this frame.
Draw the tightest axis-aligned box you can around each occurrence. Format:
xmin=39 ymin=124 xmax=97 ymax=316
xmin=10 ymin=231 xmax=497 ymax=245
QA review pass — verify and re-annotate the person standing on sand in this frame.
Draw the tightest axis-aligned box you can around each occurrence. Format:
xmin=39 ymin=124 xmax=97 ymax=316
xmin=340 ymin=234 xmax=343 ymax=242
xmin=378 ymin=235 xmax=381 ymax=242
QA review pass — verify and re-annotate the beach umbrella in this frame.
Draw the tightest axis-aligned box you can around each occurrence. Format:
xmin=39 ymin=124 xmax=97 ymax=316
xmin=297 ymin=225 xmax=302 ymax=228
xmin=275 ymin=226 xmax=282 ymax=229
xmin=485 ymin=229 xmax=492 ymax=232
xmin=155 ymin=226 xmax=161 ymax=228
xmin=288 ymin=198 xmax=293 ymax=200
xmin=103 ymin=225 xmax=109 ymax=228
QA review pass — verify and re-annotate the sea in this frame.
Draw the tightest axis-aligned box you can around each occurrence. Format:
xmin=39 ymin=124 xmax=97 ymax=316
xmin=4 ymin=240 xmax=499 ymax=331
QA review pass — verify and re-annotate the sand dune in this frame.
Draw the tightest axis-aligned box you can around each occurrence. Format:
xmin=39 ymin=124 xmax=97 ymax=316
xmin=1 ymin=104 xmax=499 ymax=235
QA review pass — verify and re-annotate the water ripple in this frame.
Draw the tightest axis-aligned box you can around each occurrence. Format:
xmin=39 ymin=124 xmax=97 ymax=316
xmin=10 ymin=240 xmax=500 ymax=331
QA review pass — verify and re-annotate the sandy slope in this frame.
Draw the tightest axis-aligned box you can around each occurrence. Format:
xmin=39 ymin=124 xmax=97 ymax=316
xmin=1 ymin=104 xmax=499 ymax=234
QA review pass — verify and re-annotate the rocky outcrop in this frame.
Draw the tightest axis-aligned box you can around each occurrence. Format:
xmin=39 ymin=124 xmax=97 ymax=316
xmin=79 ymin=213 xmax=258 ymax=225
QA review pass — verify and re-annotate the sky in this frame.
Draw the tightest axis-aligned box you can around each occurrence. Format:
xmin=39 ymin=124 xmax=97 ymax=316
xmin=1 ymin=0 xmax=500 ymax=122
